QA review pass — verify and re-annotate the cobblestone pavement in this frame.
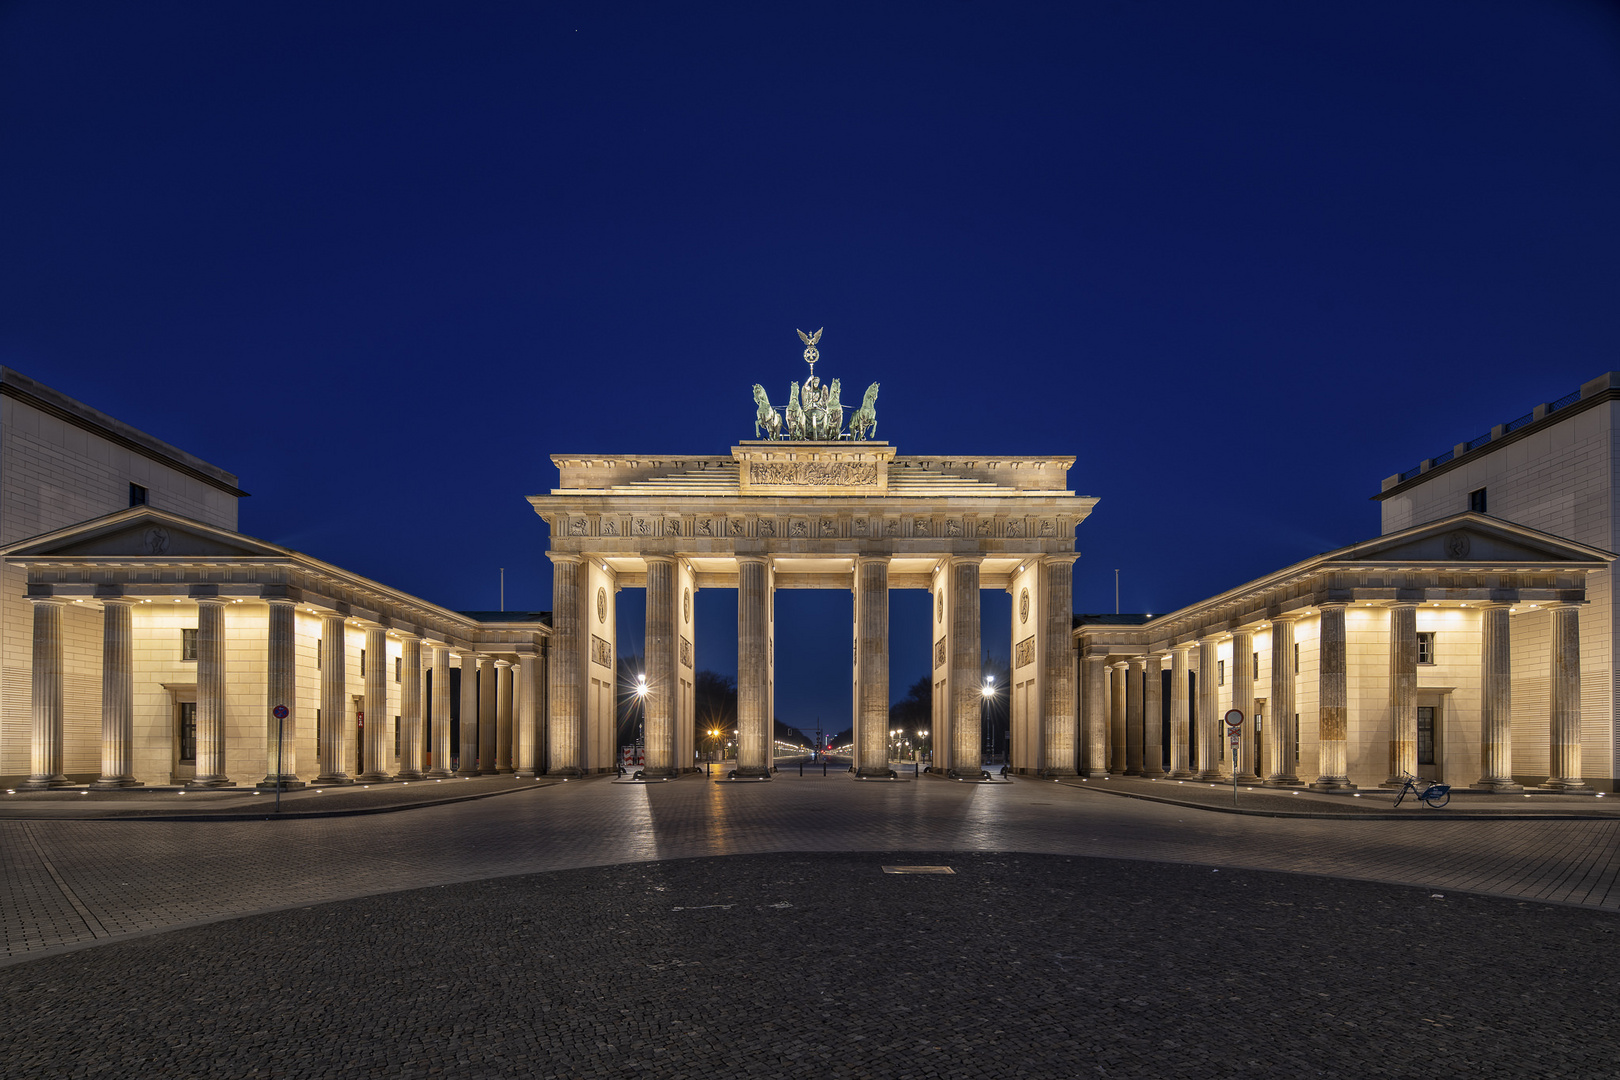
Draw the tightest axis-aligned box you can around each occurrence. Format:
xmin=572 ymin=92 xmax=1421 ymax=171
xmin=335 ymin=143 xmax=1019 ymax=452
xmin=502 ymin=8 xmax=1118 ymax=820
xmin=1063 ymin=775 xmax=1620 ymax=818
xmin=3 ymin=852 xmax=1617 ymax=1078
xmin=4 ymin=770 xmax=1620 ymax=969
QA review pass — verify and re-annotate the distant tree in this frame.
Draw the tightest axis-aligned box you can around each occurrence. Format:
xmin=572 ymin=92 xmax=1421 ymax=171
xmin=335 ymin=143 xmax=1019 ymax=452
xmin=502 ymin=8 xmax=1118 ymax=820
xmin=615 ymin=652 xmax=644 ymax=748
xmin=889 ymin=675 xmax=932 ymax=747
xmin=694 ymin=669 xmax=737 ymax=757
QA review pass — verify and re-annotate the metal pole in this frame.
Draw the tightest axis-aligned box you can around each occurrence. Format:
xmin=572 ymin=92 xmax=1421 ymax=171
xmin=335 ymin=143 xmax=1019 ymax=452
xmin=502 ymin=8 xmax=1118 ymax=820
xmin=275 ymin=713 xmax=284 ymax=814
xmin=500 ymin=568 xmax=505 ymax=612
xmin=1114 ymin=569 xmax=1120 ymax=615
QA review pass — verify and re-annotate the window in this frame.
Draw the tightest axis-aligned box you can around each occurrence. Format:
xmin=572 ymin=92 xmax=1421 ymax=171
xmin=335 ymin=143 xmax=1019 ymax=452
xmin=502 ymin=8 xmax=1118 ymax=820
xmin=1469 ymin=488 xmax=1487 ymax=514
xmin=1293 ymin=713 xmax=1300 ymax=762
xmin=1294 ymin=643 xmax=1300 ymax=674
xmin=360 ymin=649 xmax=366 ymax=678
xmin=395 ymin=716 xmax=401 ymax=756
xmin=1417 ymin=706 xmax=1436 ymax=766
xmin=1417 ymin=632 xmax=1435 ymax=666
xmin=1217 ymin=659 xmax=1225 ymax=687
xmin=316 ymin=708 xmax=322 ymax=758
xmin=129 ymin=483 xmax=148 ymax=507
xmin=316 ymin=638 xmax=322 ymax=669
xmin=1253 ymin=652 xmax=1259 ymax=680
xmin=177 ymin=702 xmax=197 ymax=763
xmin=395 ymin=657 xmax=401 ymax=683
xmin=181 ymin=628 xmax=198 ymax=661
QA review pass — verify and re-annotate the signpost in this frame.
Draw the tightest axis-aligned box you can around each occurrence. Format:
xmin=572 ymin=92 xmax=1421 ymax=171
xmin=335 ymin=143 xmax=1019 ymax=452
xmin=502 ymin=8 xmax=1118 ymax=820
xmin=272 ymin=704 xmax=289 ymax=814
xmin=1224 ymin=709 xmax=1244 ymax=806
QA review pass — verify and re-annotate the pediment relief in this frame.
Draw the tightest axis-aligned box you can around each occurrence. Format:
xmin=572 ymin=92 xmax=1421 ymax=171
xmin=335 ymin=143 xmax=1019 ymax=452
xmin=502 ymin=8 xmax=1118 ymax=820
xmin=1337 ymin=516 xmax=1610 ymax=566
xmin=4 ymin=511 xmax=280 ymax=560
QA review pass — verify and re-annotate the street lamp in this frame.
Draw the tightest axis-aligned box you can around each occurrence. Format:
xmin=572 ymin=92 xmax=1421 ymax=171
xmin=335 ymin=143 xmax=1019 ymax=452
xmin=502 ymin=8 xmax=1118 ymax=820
xmin=634 ymin=674 xmax=648 ymax=766
xmin=981 ymin=675 xmax=997 ymax=761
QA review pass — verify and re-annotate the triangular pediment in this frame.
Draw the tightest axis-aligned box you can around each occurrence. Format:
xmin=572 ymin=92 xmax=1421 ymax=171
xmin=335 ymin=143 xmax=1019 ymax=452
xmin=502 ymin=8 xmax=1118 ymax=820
xmin=0 ymin=508 xmax=287 ymax=560
xmin=1332 ymin=513 xmax=1613 ymax=566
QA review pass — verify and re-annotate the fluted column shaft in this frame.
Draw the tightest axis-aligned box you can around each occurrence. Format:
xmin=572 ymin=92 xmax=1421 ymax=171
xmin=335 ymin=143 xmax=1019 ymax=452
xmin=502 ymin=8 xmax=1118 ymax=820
xmin=949 ymin=556 xmax=983 ymax=777
xmin=1266 ymin=617 xmax=1299 ymax=785
xmin=515 ymin=651 xmax=543 ymax=777
xmin=1477 ymin=603 xmax=1517 ymax=790
xmin=1083 ymin=654 xmax=1108 ymax=777
xmin=23 ymin=598 xmax=69 ymax=788
xmin=1125 ymin=657 xmax=1145 ymax=775
xmin=189 ymin=598 xmax=232 ymax=786
xmin=854 ymin=556 xmax=891 ymax=777
xmin=476 ymin=655 xmax=497 ymax=774
xmin=1229 ymin=631 xmax=1257 ymax=783
xmin=494 ymin=659 xmax=514 ymax=773
xmin=1313 ymin=606 xmax=1353 ymax=790
xmin=643 ymin=555 xmax=678 ymax=779
xmin=1545 ymin=603 xmax=1586 ymax=790
xmin=1383 ymin=603 xmax=1418 ymax=786
xmin=1142 ymin=654 xmax=1165 ymax=778
xmin=547 ymin=554 xmax=582 ymax=775
xmin=258 ymin=599 xmax=298 ymax=787
xmin=1168 ymin=645 xmax=1192 ymax=778
xmin=736 ymin=556 xmax=773 ymax=778
xmin=95 ymin=599 xmax=140 ymax=788
xmin=396 ymin=634 xmax=424 ymax=779
xmin=1108 ymin=661 xmax=1128 ymax=773
xmin=456 ymin=650 xmax=480 ymax=775
xmin=1196 ymin=636 xmax=1223 ymax=780
xmin=357 ymin=626 xmax=389 ymax=781
xmin=426 ymin=645 xmax=453 ymax=777
xmin=1040 ymin=556 xmax=1078 ymax=776
xmin=317 ymin=613 xmax=351 ymax=784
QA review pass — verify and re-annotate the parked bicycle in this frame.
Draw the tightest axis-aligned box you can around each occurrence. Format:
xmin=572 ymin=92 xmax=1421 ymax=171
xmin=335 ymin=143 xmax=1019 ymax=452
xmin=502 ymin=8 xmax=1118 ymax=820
xmin=1392 ymin=773 xmax=1451 ymax=809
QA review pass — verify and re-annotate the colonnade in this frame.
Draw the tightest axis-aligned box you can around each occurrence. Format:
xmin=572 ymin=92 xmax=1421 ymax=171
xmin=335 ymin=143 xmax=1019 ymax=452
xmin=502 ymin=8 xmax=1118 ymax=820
xmin=20 ymin=589 xmax=543 ymax=789
xmin=1081 ymin=601 xmax=1587 ymax=791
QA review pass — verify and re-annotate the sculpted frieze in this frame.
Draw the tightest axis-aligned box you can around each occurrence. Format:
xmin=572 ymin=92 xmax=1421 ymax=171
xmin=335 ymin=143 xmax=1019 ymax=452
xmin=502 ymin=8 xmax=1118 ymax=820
xmin=747 ymin=461 xmax=879 ymax=487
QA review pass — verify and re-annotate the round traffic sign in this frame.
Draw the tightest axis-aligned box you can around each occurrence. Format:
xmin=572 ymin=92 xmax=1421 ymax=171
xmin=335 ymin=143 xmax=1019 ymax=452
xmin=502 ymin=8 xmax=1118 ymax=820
xmin=272 ymin=705 xmax=288 ymax=719
xmin=1224 ymin=708 xmax=1244 ymax=729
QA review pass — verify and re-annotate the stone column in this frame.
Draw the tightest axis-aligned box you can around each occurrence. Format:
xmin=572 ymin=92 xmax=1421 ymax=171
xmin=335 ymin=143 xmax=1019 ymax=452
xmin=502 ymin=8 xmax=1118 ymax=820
xmin=1544 ymin=603 xmax=1587 ymax=791
xmin=1168 ymin=644 xmax=1192 ymax=778
xmin=93 ymin=597 xmax=141 ymax=788
xmin=515 ymin=651 xmax=542 ymax=777
xmin=1040 ymin=555 xmax=1078 ymax=776
xmin=1108 ymin=661 xmax=1128 ymax=774
xmin=949 ymin=556 xmax=983 ymax=778
xmin=476 ymin=655 xmax=497 ymax=774
xmin=1125 ymin=657 xmax=1145 ymax=775
xmin=1228 ymin=630 xmax=1258 ymax=784
xmin=1142 ymin=654 xmax=1165 ymax=778
xmin=853 ymin=556 xmax=891 ymax=777
xmin=395 ymin=634 xmax=424 ymax=780
xmin=643 ymin=555 xmax=678 ymax=779
xmin=357 ymin=625 xmax=389 ymax=782
xmin=494 ymin=659 xmax=514 ymax=773
xmin=1265 ymin=616 xmax=1299 ymax=786
xmin=1196 ymin=635 xmax=1223 ymax=781
xmin=1311 ymin=605 xmax=1352 ymax=790
xmin=426 ymin=644 xmax=453 ymax=778
xmin=736 ymin=555 xmax=773 ymax=778
xmin=190 ymin=597 xmax=232 ymax=787
xmin=1384 ymin=603 xmax=1418 ymax=787
xmin=456 ymin=650 xmax=480 ymax=776
xmin=22 ymin=597 xmax=70 ymax=789
xmin=257 ymin=598 xmax=300 ymax=789
xmin=1083 ymin=653 xmax=1108 ymax=777
xmin=548 ymin=554 xmax=582 ymax=775
xmin=1477 ymin=602 xmax=1518 ymax=791
xmin=316 ymin=613 xmax=352 ymax=784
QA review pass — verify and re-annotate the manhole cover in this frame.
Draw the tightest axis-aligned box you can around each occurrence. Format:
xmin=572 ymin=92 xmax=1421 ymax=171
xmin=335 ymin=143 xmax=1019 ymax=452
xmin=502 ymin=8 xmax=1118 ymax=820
xmin=882 ymin=865 xmax=955 ymax=874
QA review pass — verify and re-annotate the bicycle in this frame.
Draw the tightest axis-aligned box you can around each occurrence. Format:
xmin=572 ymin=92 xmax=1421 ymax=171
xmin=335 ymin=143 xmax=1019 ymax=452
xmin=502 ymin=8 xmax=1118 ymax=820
xmin=1392 ymin=773 xmax=1451 ymax=808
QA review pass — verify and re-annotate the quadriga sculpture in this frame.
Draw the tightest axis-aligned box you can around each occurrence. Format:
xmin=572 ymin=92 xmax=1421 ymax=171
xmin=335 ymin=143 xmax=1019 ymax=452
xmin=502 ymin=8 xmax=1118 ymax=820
xmin=849 ymin=381 xmax=879 ymax=441
xmin=784 ymin=380 xmax=806 ymax=440
xmin=751 ymin=384 xmax=782 ymax=440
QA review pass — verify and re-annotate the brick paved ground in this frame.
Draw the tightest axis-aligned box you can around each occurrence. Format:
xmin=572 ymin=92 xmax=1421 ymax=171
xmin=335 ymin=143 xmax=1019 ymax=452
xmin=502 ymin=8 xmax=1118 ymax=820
xmin=3 ymin=851 xmax=1616 ymax=1078
xmin=4 ymin=770 xmax=1620 ymax=969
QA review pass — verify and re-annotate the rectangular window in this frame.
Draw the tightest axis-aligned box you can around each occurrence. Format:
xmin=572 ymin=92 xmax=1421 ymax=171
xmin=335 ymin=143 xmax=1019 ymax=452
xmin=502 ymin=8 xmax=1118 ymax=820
xmin=360 ymin=649 xmax=366 ymax=678
xmin=1416 ymin=632 xmax=1435 ymax=666
xmin=395 ymin=657 xmax=401 ymax=683
xmin=1293 ymin=713 xmax=1300 ymax=762
xmin=181 ymin=628 xmax=198 ymax=661
xmin=316 ymin=638 xmax=322 ymax=670
xmin=316 ymin=708 xmax=322 ymax=759
xmin=129 ymin=483 xmax=148 ymax=507
xmin=395 ymin=716 xmax=401 ymax=756
xmin=1417 ymin=706 xmax=1436 ymax=766
xmin=1469 ymin=488 xmax=1487 ymax=514
xmin=177 ymin=701 xmax=197 ymax=763
xmin=1217 ymin=659 xmax=1225 ymax=687
xmin=1253 ymin=652 xmax=1259 ymax=680
xmin=1294 ymin=643 xmax=1300 ymax=674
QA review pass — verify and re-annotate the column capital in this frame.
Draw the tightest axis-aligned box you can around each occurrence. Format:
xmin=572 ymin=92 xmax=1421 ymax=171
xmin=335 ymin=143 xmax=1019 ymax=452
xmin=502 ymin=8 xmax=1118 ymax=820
xmin=1197 ymin=630 xmax=1223 ymax=644
xmin=1111 ymin=658 xmax=1130 ymax=671
xmin=1170 ymin=641 xmax=1194 ymax=656
xmin=98 ymin=595 xmax=136 ymax=607
xmin=1040 ymin=553 xmax=1081 ymax=567
xmin=263 ymin=595 xmax=298 ymax=609
xmin=1144 ymin=652 xmax=1167 ymax=667
xmin=548 ymin=552 xmax=584 ymax=566
xmin=643 ymin=553 xmax=678 ymax=567
xmin=194 ymin=594 xmax=228 ymax=608
xmin=854 ymin=554 xmax=891 ymax=567
xmin=1544 ymin=599 xmax=1583 ymax=610
xmin=1318 ymin=600 xmax=1349 ymax=612
xmin=1268 ymin=611 xmax=1301 ymax=625
xmin=947 ymin=554 xmax=986 ymax=567
xmin=1128 ymin=655 xmax=1147 ymax=671
xmin=494 ymin=658 xmax=513 ymax=669
xmin=1386 ymin=600 xmax=1420 ymax=611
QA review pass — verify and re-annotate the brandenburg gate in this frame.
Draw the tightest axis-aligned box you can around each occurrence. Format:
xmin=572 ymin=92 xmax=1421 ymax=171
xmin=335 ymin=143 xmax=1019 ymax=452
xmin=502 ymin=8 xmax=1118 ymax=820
xmin=529 ymin=331 xmax=1096 ymax=780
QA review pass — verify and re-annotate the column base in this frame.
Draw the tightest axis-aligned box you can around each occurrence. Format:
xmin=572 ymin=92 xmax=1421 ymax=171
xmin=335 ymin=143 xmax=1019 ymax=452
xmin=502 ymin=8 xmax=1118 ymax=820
xmin=1308 ymin=779 xmax=1356 ymax=792
xmin=186 ymin=778 xmax=236 ymax=789
xmin=1195 ymin=770 xmax=1226 ymax=782
xmin=256 ymin=778 xmax=307 ymax=791
xmin=356 ymin=772 xmax=392 ymax=783
xmin=1263 ymin=775 xmax=1300 ymax=788
xmin=497 ymin=767 xmax=515 ymax=775
xmin=424 ymin=768 xmax=453 ymax=779
xmin=1083 ymin=768 xmax=1110 ymax=779
xmin=1472 ymin=779 xmax=1523 ymax=792
xmin=393 ymin=770 xmax=425 ymax=782
xmin=19 ymin=777 xmax=75 ymax=789
xmin=1233 ymin=772 xmax=1262 ymax=785
xmin=90 ymin=778 xmax=144 ymax=789
xmin=639 ymin=769 xmax=679 ymax=781
xmin=1124 ymin=767 xmax=1144 ymax=777
xmin=454 ymin=768 xmax=480 ymax=778
xmin=313 ymin=774 xmax=355 ymax=786
xmin=1040 ymin=768 xmax=1077 ymax=779
xmin=1540 ymin=779 xmax=1592 ymax=792
xmin=728 ymin=767 xmax=773 ymax=781
xmin=1141 ymin=768 xmax=1166 ymax=779
xmin=1167 ymin=769 xmax=1193 ymax=779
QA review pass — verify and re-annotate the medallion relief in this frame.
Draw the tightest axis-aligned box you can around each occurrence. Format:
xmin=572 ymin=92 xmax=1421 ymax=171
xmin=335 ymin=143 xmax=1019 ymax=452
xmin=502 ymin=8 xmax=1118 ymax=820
xmin=684 ymin=587 xmax=691 ymax=624
xmin=1445 ymin=531 xmax=1472 ymax=559
xmin=1020 ymin=587 xmax=1030 ymax=624
xmin=936 ymin=590 xmax=944 ymax=623
xmin=597 ymin=587 xmax=607 ymax=623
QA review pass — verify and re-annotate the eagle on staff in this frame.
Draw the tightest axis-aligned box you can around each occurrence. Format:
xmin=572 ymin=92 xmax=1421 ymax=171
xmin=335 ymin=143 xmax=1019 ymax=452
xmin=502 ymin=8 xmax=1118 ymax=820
xmin=749 ymin=328 xmax=878 ymax=441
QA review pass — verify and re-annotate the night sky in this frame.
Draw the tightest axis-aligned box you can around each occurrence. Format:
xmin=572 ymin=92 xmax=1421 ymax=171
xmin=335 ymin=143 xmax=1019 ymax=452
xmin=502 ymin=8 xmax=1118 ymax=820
xmin=2 ymin=2 xmax=1617 ymax=733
